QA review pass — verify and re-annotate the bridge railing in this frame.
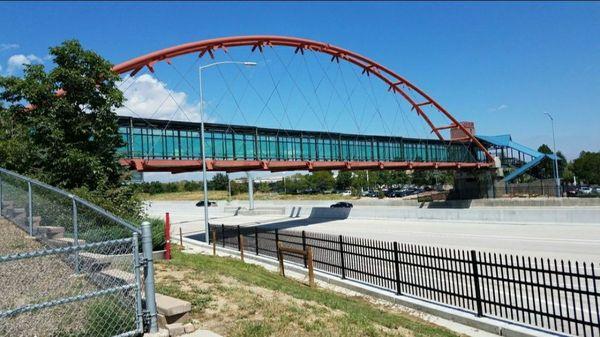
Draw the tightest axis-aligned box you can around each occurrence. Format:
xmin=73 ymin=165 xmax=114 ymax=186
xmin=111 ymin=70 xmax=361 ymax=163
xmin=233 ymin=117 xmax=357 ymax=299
xmin=211 ymin=224 xmax=600 ymax=337
xmin=0 ymin=167 xmax=158 ymax=336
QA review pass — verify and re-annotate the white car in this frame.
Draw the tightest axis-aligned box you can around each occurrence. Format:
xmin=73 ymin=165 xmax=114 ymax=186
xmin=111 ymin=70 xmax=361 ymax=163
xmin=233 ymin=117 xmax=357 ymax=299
xmin=341 ymin=190 xmax=352 ymax=196
xmin=579 ymin=186 xmax=593 ymax=194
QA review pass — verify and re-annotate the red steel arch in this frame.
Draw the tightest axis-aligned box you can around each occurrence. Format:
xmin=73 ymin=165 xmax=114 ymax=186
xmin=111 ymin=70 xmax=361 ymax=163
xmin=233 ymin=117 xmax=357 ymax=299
xmin=113 ymin=35 xmax=493 ymax=162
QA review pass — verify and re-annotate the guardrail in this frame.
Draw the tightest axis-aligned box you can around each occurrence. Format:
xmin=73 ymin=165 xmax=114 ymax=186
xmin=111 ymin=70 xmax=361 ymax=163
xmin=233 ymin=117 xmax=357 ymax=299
xmin=211 ymin=224 xmax=600 ymax=337
xmin=0 ymin=167 xmax=158 ymax=336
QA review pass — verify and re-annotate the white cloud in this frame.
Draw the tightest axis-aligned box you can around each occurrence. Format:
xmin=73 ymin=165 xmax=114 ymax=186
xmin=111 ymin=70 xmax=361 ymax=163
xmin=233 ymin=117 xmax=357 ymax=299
xmin=0 ymin=43 xmax=19 ymax=52
xmin=488 ymin=104 xmax=508 ymax=113
xmin=115 ymin=74 xmax=209 ymax=122
xmin=6 ymin=54 xmax=43 ymax=74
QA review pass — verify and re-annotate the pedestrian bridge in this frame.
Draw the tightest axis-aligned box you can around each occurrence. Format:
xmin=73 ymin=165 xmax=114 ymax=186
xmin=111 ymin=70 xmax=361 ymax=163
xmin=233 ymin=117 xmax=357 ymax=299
xmin=117 ymin=116 xmax=493 ymax=173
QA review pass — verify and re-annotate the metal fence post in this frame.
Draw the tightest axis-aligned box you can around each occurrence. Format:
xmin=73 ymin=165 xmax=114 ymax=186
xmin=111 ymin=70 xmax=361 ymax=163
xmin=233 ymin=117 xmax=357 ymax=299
xmin=393 ymin=242 xmax=402 ymax=295
xmin=27 ymin=181 xmax=33 ymax=236
xmin=132 ymin=232 xmax=144 ymax=334
xmin=470 ymin=250 xmax=484 ymax=317
xmin=339 ymin=235 xmax=346 ymax=279
xmin=302 ymin=230 xmax=307 ymax=267
xmin=221 ymin=224 xmax=225 ymax=247
xmin=237 ymin=225 xmax=242 ymax=250
xmin=0 ymin=173 xmax=3 ymax=216
xmin=254 ymin=227 xmax=259 ymax=255
xmin=141 ymin=222 xmax=158 ymax=333
xmin=72 ymin=197 xmax=79 ymax=274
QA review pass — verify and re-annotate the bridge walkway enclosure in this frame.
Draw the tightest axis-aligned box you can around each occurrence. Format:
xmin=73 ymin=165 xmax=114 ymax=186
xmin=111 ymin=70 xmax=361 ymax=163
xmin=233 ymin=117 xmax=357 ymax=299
xmin=118 ymin=117 xmax=492 ymax=173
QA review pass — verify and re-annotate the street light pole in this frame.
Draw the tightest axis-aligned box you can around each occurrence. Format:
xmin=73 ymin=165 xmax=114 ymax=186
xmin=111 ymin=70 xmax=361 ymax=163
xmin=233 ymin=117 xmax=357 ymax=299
xmin=199 ymin=61 xmax=256 ymax=243
xmin=544 ymin=112 xmax=561 ymax=197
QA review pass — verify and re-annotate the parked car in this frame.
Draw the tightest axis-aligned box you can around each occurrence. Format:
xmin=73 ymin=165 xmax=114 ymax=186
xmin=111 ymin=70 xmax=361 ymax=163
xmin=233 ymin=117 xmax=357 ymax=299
xmin=566 ymin=186 xmax=578 ymax=197
xmin=385 ymin=189 xmax=408 ymax=198
xmin=340 ymin=190 xmax=352 ymax=196
xmin=362 ymin=190 xmax=378 ymax=197
xmin=196 ymin=200 xmax=217 ymax=207
xmin=579 ymin=186 xmax=593 ymax=194
xmin=330 ymin=202 xmax=353 ymax=208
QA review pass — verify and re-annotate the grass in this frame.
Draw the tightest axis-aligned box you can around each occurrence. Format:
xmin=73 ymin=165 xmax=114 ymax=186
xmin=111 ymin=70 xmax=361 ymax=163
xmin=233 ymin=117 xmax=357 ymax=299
xmin=141 ymin=190 xmax=357 ymax=201
xmin=155 ymin=249 xmax=460 ymax=337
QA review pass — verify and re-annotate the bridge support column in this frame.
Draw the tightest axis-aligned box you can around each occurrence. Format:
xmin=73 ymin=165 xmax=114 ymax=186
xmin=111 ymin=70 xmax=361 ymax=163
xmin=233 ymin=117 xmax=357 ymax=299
xmin=450 ymin=170 xmax=497 ymax=200
xmin=247 ymin=172 xmax=254 ymax=210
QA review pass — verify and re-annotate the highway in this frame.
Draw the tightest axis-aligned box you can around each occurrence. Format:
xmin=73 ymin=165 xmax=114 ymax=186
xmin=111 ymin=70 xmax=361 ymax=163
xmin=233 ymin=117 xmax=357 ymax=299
xmin=146 ymin=200 xmax=600 ymax=263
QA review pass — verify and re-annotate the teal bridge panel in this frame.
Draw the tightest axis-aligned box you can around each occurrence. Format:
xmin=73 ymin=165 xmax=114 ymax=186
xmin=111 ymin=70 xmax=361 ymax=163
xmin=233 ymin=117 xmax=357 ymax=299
xmin=117 ymin=117 xmax=488 ymax=164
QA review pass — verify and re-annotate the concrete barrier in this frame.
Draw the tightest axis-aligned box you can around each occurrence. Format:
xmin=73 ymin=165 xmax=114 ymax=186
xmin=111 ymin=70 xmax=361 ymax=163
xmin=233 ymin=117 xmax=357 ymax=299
xmin=216 ymin=199 xmax=600 ymax=224
xmin=308 ymin=207 xmax=351 ymax=219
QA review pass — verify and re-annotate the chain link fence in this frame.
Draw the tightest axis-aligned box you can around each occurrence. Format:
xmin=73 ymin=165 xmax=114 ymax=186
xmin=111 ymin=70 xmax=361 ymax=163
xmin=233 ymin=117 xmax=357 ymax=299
xmin=0 ymin=168 xmax=158 ymax=336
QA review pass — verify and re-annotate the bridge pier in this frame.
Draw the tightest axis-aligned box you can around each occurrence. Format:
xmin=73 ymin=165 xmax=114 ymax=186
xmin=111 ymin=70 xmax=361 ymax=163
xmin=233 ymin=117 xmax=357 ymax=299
xmin=450 ymin=170 xmax=497 ymax=200
xmin=247 ymin=172 xmax=254 ymax=210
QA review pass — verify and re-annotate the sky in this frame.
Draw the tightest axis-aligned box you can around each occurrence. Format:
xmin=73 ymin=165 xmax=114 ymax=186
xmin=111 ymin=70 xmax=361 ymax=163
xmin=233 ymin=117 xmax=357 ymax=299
xmin=0 ymin=1 xmax=599 ymax=182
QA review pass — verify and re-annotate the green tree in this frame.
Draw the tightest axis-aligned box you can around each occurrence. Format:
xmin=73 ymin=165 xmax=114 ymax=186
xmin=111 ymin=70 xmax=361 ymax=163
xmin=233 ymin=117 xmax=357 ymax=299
xmin=0 ymin=40 xmax=142 ymax=220
xmin=351 ymin=171 xmax=368 ymax=191
xmin=307 ymin=171 xmax=335 ymax=192
xmin=210 ymin=173 xmax=229 ymax=190
xmin=257 ymin=182 xmax=271 ymax=193
xmin=530 ymin=144 xmax=567 ymax=179
xmin=335 ymin=171 xmax=352 ymax=190
xmin=0 ymin=40 xmax=124 ymax=191
xmin=572 ymin=151 xmax=600 ymax=184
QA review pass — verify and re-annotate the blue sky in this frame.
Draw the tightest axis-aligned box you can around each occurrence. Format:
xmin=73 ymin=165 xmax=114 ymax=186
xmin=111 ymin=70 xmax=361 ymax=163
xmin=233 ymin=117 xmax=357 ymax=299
xmin=1 ymin=1 xmax=599 ymax=162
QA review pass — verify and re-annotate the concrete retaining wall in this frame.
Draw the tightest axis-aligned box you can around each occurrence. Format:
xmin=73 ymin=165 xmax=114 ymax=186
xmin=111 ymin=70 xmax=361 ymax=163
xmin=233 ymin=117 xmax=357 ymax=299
xmin=219 ymin=199 xmax=600 ymax=224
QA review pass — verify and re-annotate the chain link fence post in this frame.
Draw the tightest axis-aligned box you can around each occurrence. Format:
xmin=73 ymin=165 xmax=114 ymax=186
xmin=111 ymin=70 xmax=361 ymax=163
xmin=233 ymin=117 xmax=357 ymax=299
xmin=27 ymin=181 xmax=33 ymax=236
xmin=72 ymin=196 xmax=80 ymax=273
xmin=0 ymin=173 xmax=3 ymax=216
xmin=133 ymin=231 xmax=144 ymax=334
xmin=141 ymin=221 xmax=158 ymax=333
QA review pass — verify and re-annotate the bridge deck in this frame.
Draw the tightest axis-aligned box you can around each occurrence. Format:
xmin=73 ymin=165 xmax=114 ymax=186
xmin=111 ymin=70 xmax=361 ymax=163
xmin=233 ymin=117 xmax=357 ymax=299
xmin=117 ymin=117 xmax=491 ymax=173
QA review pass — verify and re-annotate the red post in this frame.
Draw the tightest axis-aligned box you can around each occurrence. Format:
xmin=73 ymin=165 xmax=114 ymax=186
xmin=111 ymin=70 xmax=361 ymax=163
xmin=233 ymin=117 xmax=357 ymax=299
xmin=165 ymin=212 xmax=171 ymax=260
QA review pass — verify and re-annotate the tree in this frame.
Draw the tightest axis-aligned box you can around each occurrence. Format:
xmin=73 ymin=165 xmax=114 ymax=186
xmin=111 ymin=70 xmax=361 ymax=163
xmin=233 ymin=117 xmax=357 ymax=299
xmin=572 ymin=151 xmax=600 ymax=184
xmin=257 ymin=182 xmax=271 ymax=193
xmin=530 ymin=144 xmax=567 ymax=179
xmin=411 ymin=170 xmax=433 ymax=186
xmin=0 ymin=40 xmax=124 ymax=191
xmin=307 ymin=171 xmax=335 ymax=192
xmin=351 ymin=171 xmax=368 ymax=191
xmin=210 ymin=173 xmax=229 ymax=190
xmin=0 ymin=40 xmax=142 ymax=220
xmin=335 ymin=171 xmax=352 ymax=190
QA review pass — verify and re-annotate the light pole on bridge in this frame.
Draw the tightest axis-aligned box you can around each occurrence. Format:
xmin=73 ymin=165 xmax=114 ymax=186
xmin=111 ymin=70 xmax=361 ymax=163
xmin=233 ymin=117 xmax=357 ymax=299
xmin=199 ymin=61 xmax=257 ymax=243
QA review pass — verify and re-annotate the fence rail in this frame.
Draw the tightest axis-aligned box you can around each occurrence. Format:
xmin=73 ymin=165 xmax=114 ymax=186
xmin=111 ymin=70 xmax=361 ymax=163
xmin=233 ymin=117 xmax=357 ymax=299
xmin=0 ymin=167 xmax=158 ymax=336
xmin=210 ymin=224 xmax=600 ymax=337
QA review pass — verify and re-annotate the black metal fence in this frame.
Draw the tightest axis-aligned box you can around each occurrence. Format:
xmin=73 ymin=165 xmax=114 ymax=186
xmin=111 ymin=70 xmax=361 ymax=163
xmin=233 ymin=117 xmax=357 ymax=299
xmin=209 ymin=224 xmax=600 ymax=337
